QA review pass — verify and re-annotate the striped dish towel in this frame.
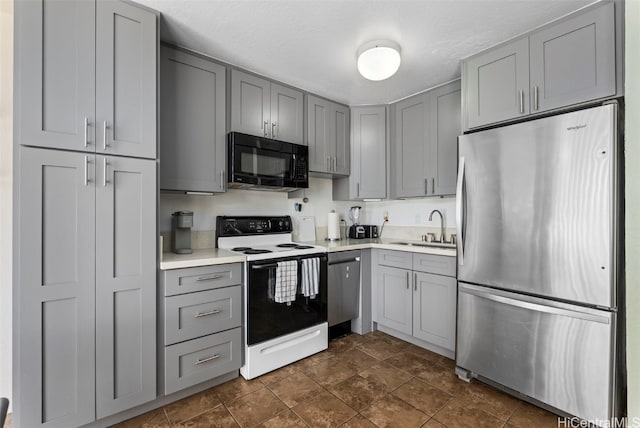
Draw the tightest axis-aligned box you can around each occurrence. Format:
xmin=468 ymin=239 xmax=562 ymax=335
xmin=275 ymin=260 xmax=298 ymax=304
xmin=301 ymin=257 xmax=320 ymax=299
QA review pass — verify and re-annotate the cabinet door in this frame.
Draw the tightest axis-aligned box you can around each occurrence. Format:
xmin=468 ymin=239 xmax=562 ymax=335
xmin=271 ymin=83 xmax=304 ymax=144
xmin=351 ymin=106 xmax=386 ymax=198
xmin=333 ymin=104 xmax=351 ymax=175
xmin=18 ymin=147 xmax=96 ymax=428
xmin=393 ymin=93 xmax=430 ymax=197
xmin=96 ymin=1 xmax=157 ymax=159
xmin=95 ymin=156 xmax=157 ymax=418
xmin=529 ymin=2 xmax=615 ymax=113
xmin=377 ymin=266 xmax=412 ymax=335
xmin=231 ymin=70 xmax=271 ymax=138
xmin=307 ymin=95 xmax=331 ymax=172
xmin=430 ymin=81 xmax=461 ymax=196
xmin=413 ymin=272 xmax=456 ymax=351
xmin=160 ymin=46 xmax=226 ymax=193
xmin=464 ymin=38 xmax=529 ymax=129
xmin=17 ymin=0 xmax=95 ymax=152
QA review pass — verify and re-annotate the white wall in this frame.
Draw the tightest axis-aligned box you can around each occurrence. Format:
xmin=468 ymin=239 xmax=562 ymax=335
xmin=0 ymin=0 xmax=13 ymax=411
xmin=626 ymin=1 xmax=640 ymax=419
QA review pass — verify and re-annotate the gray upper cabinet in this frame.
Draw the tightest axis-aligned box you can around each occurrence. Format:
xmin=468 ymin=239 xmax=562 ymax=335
xmin=333 ymin=106 xmax=386 ymax=200
xmin=231 ymin=69 xmax=303 ymax=144
xmin=18 ymin=147 xmax=96 ymax=428
xmin=430 ymin=81 xmax=461 ymax=196
xmin=463 ymin=1 xmax=617 ymax=130
xmin=529 ymin=2 xmax=615 ymax=113
xmin=464 ymin=38 xmax=529 ymax=129
xmin=307 ymin=95 xmax=350 ymax=175
xmin=391 ymin=80 xmax=460 ymax=198
xmin=95 ymin=156 xmax=157 ymax=418
xmin=160 ymin=46 xmax=226 ymax=193
xmin=17 ymin=0 xmax=157 ymax=159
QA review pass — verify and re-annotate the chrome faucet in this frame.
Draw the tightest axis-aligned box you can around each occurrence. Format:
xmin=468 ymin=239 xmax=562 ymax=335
xmin=428 ymin=209 xmax=446 ymax=243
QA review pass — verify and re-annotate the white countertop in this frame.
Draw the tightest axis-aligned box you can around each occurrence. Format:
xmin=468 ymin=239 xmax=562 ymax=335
xmin=160 ymin=248 xmax=246 ymax=270
xmin=160 ymin=238 xmax=456 ymax=270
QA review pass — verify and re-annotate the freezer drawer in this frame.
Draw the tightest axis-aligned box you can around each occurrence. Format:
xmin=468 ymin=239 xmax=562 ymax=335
xmin=456 ymin=282 xmax=615 ymax=423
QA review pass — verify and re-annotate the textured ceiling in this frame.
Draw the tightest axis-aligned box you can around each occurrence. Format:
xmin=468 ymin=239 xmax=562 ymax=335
xmin=136 ymin=0 xmax=594 ymax=105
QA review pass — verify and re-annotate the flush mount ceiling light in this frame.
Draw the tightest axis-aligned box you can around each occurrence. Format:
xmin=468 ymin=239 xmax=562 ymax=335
xmin=357 ymin=40 xmax=401 ymax=81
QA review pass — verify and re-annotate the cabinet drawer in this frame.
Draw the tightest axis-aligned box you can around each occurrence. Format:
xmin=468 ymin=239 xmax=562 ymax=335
xmin=412 ymin=254 xmax=456 ymax=277
xmin=165 ymin=286 xmax=241 ymax=345
xmin=162 ymin=263 xmax=242 ymax=296
xmin=377 ymin=250 xmax=412 ymax=270
xmin=164 ymin=327 xmax=241 ymax=395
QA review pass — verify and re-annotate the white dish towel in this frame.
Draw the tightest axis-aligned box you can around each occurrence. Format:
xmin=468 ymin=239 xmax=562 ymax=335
xmin=301 ymin=257 xmax=320 ymax=299
xmin=275 ymin=260 xmax=298 ymax=304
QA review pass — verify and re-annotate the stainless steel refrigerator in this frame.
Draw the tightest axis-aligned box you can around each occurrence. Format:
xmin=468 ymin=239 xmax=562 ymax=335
xmin=455 ymin=103 xmax=624 ymax=423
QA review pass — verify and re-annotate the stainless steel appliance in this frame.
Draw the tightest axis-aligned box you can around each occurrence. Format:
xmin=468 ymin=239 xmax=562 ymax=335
xmin=227 ymin=132 xmax=309 ymax=191
xmin=455 ymin=104 xmax=624 ymax=424
xmin=216 ymin=216 xmax=328 ymax=379
xmin=348 ymin=224 xmax=378 ymax=239
xmin=328 ymin=250 xmax=361 ymax=328
xmin=171 ymin=211 xmax=193 ymax=254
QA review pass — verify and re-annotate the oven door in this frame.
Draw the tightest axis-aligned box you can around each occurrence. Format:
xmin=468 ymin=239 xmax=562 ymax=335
xmin=247 ymin=254 xmax=328 ymax=345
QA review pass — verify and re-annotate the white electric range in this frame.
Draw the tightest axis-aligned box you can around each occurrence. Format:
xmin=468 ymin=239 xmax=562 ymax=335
xmin=216 ymin=216 xmax=328 ymax=379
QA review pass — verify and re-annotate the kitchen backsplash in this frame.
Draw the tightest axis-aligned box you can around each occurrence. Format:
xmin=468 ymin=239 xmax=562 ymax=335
xmin=160 ymin=177 xmax=456 ymax=250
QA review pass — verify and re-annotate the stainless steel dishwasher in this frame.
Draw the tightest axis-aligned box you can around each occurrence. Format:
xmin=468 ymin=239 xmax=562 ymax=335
xmin=328 ymin=250 xmax=361 ymax=331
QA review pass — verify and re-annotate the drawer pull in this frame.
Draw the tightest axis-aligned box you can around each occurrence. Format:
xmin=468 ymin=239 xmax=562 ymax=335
xmin=196 ymin=274 xmax=225 ymax=282
xmin=194 ymin=354 xmax=221 ymax=365
xmin=194 ymin=309 xmax=221 ymax=318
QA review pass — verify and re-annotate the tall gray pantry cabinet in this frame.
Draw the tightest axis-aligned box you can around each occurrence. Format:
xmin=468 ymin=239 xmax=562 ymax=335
xmin=13 ymin=1 xmax=159 ymax=427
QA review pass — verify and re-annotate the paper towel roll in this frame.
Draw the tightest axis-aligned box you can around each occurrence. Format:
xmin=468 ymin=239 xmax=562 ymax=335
xmin=327 ymin=212 xmax=340 ymax=240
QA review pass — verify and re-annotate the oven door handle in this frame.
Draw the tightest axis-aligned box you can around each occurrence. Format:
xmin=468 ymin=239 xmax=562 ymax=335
xmin=251 ymin=264 xmax=278 ymax=270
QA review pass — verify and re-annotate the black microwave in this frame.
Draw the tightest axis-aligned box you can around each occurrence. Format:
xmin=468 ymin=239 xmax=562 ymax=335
xmin=228 ymin=132 xmax=309 ymax=191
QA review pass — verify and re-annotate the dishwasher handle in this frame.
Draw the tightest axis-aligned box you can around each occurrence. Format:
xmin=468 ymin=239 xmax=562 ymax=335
xmin=328 ymin=257 xmax=360 ymax=266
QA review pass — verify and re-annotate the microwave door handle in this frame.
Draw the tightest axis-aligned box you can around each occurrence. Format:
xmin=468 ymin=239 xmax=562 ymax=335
xmin=291 ymin=154 xmax=296 ymax=180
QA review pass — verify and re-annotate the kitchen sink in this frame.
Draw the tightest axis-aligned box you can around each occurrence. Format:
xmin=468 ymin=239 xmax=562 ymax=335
xmin=390 ymin=241 xmax=456 ymax=249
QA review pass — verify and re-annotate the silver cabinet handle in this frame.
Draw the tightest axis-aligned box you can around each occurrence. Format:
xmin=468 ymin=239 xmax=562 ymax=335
xmin=534 ymin=85 xmax=539 ymax=111
xmin=432 ymin=178 xmax=435 ymax=194
xmin=333 ymin=157 xmax=337 ymax=172
xmin=103 ymin=121 xmax=108 ymax=150
xmin=263 ymin=121 xmax=268 ymax=137
xmin=84 ymin=117 xmax=89 ymax=147
xmin=406 ymin=271 xmax=409 ymax=289
xmin=194 ymin=309 xmax=221 ymax=318
xmin=220 ymin=170 xmax=224 ymax=190
xmin=519 ymin=90 xmax=524 ymax=114
xmin=414 ymin=273 xmax=417 ymax=291
xmin=196 ymin=274 xmax=224 ymax=282
xmin=84 ymin=156 xmax=89 ymax=186
xmin=103 ymin=158 xmax=108 ymax=186
xmin=327 ymin=157 xmax=330 ymax=172
xmin=456 ymin=157 xmax=465 ymax=265
xmin=424 ymin=178 xmax=428 ymax=194
xmin=357 ymin=182 xmax=360 ymax=197
xmin=195 ymin=354 xmax=221 ymax=365
xmin=272 ymin=122 xmax=276 ymax=139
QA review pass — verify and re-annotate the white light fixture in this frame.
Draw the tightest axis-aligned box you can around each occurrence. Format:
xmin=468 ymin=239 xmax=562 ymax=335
xmin=357 ymin=40 xmax=401 ymax=81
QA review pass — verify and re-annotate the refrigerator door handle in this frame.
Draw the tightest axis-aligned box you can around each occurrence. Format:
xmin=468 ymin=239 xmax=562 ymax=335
xmin=456 ymin=156 xmax=465 ymax=265
xmin=459 ymin=283 xmax=610 ymax=324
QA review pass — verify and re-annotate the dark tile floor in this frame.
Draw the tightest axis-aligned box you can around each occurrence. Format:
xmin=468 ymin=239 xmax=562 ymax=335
xmin=105 ymin=331 xmax=560 ymax=427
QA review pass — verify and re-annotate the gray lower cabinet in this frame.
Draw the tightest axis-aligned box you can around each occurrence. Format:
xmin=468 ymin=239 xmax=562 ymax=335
xmin=391 ymin=80 xmax=460 ymax=198
xmin=463 ymin=1 xmax=616 ymax=130
xmin=159 ymin=264 xmax=243 ymax=395
xmin=230 ymin=69 xmax=303 ymax=144
xmin=376 ymin=250 xmax=456 ymax=353
xmin=307 ymin=95 xmax=350 ymax=175
xmin=328 ymin=250 xmax=361 ymax=326
xmin=17 ymin=147 xmax=157 ymax=427
xmin=17 ymin=0 xmax=157 ymax=158
xmin=333 ymin=106 xmax=386 ymax=200
xmin=160 ymin=46 xmax=226 ymax=193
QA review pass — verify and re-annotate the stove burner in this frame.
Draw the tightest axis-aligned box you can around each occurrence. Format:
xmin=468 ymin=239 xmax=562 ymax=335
xmin=276 ymin=243 xmax=298 ymax=248
xmin=244 ymin=249 xmax=273 ymax=255
xmin=293 ymin=245 xmax=314 ymax=249
xmin=232 ymin=247 xmax=253 ymax=251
